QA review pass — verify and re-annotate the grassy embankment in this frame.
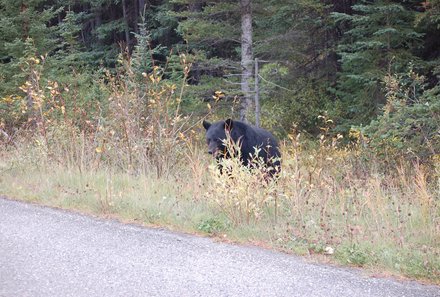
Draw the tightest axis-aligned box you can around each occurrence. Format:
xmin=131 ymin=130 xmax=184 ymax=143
xmin=1 ymin=130 xmax=439 ymax=283
xmin=0 ymin=57 xmax=438 ymax=283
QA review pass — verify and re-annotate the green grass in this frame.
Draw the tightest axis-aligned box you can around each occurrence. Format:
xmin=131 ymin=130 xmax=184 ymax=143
xmin=0 ymin=165 xmax=215 ymax=231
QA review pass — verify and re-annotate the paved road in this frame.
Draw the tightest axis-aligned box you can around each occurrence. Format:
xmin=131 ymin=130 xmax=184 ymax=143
xmin=0 ymin=197 xmax=439 ymax=297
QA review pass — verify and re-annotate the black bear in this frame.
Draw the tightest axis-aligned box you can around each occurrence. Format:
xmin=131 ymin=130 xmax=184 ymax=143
xmin=202 ymin=119 xmax=281 ymax=174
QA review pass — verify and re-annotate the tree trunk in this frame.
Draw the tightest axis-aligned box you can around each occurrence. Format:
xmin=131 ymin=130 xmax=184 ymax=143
xmin=20 ymin=3 xmax=29 ymax=41
xmin=189 ymin=1 xmax=203 ymax=12
xmin=254 ymin=58 xmax=260 ymax=128
xmin=92 ymin=4 xmax=102 ymax=46
xmin=134 ymin=0 xmax=139 ymax=33
xmin=139 ymin=0 xmax=146 ymax=13
xmin=239 ymin=0 xmax=253 ymax=123
xmin=122 ymin=0 xmax=131 ymax=48
xmin=20 ymin=3 xmax=34 ymax=122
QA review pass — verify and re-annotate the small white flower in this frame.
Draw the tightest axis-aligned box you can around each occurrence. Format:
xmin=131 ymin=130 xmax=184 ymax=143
xmin=324 ymin=246 xmax=334 ymax=255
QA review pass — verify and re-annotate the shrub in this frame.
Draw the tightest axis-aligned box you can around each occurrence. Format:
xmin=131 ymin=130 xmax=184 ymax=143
xmin=361 ymin=68 xmax=440 ymax=163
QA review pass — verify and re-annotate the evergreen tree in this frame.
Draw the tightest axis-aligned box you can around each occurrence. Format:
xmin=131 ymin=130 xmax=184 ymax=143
xmin=0 ymin=0 xmax=60 ymax=96
xmin=173 ymin=0 xmax=249 ymax=119
xmin=252 ymin=0 xmax=337 ymax=133
xmin=332 ymin=0 xmax=424 ymax=130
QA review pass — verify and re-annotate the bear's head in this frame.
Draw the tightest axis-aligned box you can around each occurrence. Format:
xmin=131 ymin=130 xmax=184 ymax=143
xmin=202 ymin=119 xmax=234 ymax=158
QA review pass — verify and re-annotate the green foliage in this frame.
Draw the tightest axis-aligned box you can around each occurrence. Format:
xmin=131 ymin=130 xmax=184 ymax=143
xmin=332 ymin=1 xmax=425 ymax=129
xmin=255 ymin=0 xmax=330 ymax=61
xmin=250 ymin=0 xmax=336 ymax=134
xmin=197 ymin=217 xmax=228 ymax=235
xmin=336 ymin=243 xmax=370 ymax=266
xmin=362 ymin=69 xmax=440 ymax=161
xmin=422 ymin=0 xmax=440 ymax=29
xmin=130 ymin=14 xmax=157 ymax=92
xmin=0 ymin=1 xmax=60 ymax=96
xmin=58 ymin=10 xmax=84 ymax=51
xmin=252 ymin=59 xmax=334 ymax=135
xmin=94 ymin=20 xmax=128 ymax=45
xmin=174 ymin=0 xmax=239 ymax=47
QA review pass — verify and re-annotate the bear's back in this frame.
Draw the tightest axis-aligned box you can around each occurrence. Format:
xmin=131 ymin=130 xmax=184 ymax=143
xmin=232 ymin=121 xmax=280 ymax=159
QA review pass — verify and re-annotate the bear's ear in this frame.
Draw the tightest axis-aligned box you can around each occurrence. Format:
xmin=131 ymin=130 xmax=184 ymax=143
xmin=202 ymin=120 xmax=211 ymax=130
xmin=224 ymin=118 xmax=233 ymax=131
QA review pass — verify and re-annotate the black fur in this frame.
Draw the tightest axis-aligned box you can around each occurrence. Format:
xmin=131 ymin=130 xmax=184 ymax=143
xmin=202 ymin=119 xmax=281 ymax=174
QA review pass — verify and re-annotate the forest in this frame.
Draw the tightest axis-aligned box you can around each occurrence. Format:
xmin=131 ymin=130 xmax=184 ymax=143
xmin=1 ymin=0 xmax=439 ymax=159
xmin=0 ymin=0 xmax=439 ymax=282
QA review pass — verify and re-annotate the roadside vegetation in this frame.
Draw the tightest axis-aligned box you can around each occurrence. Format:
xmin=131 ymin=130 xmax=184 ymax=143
xmin=1 ymin=53 xmax=439 ymax=283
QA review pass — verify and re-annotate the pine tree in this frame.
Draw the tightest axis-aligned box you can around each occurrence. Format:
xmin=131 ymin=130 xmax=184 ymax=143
xmin=173 ymin=0 xmax=254 ymax=120
xmin=0 ymin=0 xmax=60 ymax=96
xmin=332 ymin=0 xmax=424 ymax=129
xmin=252 ymin=0 xmax=337 ymax=133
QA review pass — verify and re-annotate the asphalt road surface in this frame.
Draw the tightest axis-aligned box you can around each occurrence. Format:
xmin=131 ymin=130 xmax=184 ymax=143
xmin=0 ymin=197 xmax=439 ymax=297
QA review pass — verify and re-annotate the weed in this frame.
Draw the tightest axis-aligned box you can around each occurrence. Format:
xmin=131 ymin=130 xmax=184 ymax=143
xmin=197 ymin=217 xmax=229 ymax=235
xmin=336 ymin=243 xmax=370 ymax=266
